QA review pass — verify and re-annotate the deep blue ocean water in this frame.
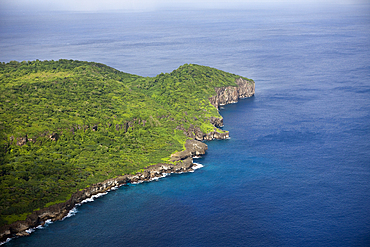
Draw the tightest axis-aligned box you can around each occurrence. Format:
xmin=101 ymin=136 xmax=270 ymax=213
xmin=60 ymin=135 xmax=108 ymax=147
xmin=1 ymin=3 xmax=370 ymax=246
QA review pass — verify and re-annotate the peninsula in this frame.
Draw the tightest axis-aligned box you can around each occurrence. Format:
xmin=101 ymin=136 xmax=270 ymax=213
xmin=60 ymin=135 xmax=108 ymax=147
xmin=0 ymin=60 xmax=254 ymax=241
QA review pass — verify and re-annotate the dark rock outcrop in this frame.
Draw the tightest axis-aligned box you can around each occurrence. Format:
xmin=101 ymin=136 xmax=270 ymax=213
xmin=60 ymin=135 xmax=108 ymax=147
xmin=9 ymin=136 xmax=14 ymax=145
xmin=0 ymin=139 xmax=208 ymax=243
xmin=203 ymin=130 xmax=229 ymax=141
xmin=16 ymin=136 xmax=27 ymax=146
xmin=170 ymin=139 xmax=208 ymax=162
xmin=209 ymin=77 xmax=255 ymax=110
xmin=49 ymin=133 xmax=59 ymax=141
xmin=178 ymin=124 xmax=229 ymax=141
xmin=0 ymin=76 xmax=255 ymax=243
xmin=209 ymin=117 xmax=223 ymax=127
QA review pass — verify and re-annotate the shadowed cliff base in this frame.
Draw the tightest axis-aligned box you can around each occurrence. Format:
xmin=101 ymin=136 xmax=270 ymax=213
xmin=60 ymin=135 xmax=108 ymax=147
xmin=0 ymin=60 xmax=254 ymax=242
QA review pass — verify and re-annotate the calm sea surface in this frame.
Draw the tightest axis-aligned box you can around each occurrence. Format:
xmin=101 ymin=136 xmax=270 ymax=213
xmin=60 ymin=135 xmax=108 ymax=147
xmin=1 ymin=4 xmax=370 ymax=246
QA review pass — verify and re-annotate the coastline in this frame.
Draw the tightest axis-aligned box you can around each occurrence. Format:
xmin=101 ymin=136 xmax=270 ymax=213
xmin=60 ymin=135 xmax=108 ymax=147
xmin=0 ymin=78 xmax=254 ymax=244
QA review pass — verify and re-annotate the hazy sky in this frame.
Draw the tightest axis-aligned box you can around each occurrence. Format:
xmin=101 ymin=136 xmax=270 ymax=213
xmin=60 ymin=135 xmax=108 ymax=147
xmin=1 ymin=0 xmax=365 ymax=12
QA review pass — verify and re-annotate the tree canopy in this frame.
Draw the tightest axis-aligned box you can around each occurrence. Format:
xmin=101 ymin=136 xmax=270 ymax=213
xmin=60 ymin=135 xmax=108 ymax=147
xmin=0 ymin=59 xmax=254 ymax=226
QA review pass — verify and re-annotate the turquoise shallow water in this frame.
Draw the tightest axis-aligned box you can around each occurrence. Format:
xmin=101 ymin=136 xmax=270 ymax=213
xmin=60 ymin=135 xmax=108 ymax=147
xmin=1 ymin=4 xmax=370 ymax=246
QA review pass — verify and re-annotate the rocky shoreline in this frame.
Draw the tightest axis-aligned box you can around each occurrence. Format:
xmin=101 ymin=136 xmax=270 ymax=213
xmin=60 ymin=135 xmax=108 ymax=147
xmin=0 ymin=78 xmax=254 ymax=243
xmin=0 ymin=139 xmax=216 ymax=243
xmin=209 ymin=78 xmax=255 ymax=110
xmin=0 ymin=139 xmax=209 ymax=243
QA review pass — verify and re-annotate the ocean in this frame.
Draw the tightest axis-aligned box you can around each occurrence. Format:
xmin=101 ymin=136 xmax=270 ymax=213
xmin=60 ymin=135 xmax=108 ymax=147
xmin=1 ymin=3 xmax=370 ymax=246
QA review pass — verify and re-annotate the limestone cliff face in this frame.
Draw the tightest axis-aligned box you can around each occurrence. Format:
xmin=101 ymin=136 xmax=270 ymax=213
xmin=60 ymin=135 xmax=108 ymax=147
xmin=0 ymin=139 xmax=208 ymax=242
xmin=170 ymin=139 xmax=208 ymax=162
xmin=177 ymin=77 xmax=254 ymax=142
xmin=178 ymin=124 xmax=229 ymax=141
xmin=209 ymin=78 xmax=255 ymax=110
xmin=0 ymin=77 xmax=255 ymax=242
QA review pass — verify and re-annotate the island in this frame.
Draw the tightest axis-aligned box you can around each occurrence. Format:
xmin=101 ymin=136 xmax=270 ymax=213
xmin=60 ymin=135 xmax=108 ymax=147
xmin=0 ymin=60 xmax=254 ymax=241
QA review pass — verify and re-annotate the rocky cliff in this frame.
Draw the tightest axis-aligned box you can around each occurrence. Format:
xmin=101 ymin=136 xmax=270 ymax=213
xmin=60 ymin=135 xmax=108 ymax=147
xmin=176 ymin=123 xmax=229 ymax=141
xmin=0 ymin=77 xmax=255 ymax=243
xmin=209 ymin=77 xmax=255 ymax=110
xmin=0 ymin=139 xmax=207 ymax=242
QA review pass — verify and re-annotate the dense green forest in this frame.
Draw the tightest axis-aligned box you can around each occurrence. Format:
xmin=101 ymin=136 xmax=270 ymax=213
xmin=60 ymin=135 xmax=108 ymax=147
xmin=0 ymin=59 xmax=253 ymax=226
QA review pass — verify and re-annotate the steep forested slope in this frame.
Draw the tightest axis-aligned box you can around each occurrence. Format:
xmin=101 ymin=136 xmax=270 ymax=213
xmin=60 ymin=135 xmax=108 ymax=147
xmin=0 ymin=60 xmax=254 ymax=226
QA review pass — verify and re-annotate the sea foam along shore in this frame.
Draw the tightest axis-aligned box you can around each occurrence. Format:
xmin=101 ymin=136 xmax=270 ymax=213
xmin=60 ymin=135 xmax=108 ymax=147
xmin=0 ymin=77 xmax=255 ymax=244
xmin=0 ymin=139 xmax=210 ymax=245
xmin=3 ymin=165 xmax=202 ymax=245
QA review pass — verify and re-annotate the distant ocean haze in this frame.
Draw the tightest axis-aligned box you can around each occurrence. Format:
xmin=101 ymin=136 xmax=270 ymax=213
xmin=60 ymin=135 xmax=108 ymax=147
xmin=1 ymin=3 xmax=370 ymax=247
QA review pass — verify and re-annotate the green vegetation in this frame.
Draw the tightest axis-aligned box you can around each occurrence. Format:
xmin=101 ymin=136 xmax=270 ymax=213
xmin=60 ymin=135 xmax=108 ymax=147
xmin=0 ymin=59 xmax=253 ymax=226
